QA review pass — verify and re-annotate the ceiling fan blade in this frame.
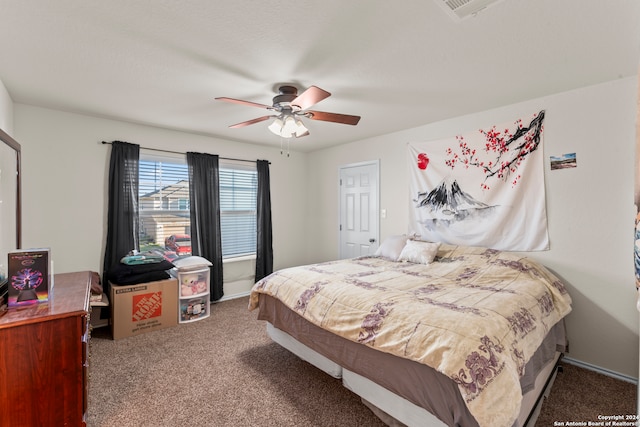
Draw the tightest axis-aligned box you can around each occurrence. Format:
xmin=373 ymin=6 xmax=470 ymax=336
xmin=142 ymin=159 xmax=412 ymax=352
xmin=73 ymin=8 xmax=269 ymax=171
xmin=229 ymin=115 xmax=275 ymax=128
xmin=291 ymin=86 xmax=331 ymax=110
xmin=215 ymin=97 xmax=273 ymax=110
xmin=306 ymin=110 xmax=361 ymax=126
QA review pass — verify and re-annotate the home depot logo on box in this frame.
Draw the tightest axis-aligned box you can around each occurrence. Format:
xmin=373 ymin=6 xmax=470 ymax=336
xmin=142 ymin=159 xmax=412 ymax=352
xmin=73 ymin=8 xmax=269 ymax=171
xmin=132 ymin=291 xmax=163 ymax=321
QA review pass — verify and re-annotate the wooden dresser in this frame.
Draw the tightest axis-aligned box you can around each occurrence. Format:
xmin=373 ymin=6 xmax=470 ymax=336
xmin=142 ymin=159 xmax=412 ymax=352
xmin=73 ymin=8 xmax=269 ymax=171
xmin=0 ymin=271 xmax=91 ymax=427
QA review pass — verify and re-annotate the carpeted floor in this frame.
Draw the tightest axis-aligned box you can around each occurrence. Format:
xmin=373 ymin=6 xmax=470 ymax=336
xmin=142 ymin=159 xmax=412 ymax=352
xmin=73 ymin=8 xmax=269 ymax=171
xmin=535 ymin=362 xmax=636 ymax=426
xmin=88 ymin=297 xmax=636 ymax=426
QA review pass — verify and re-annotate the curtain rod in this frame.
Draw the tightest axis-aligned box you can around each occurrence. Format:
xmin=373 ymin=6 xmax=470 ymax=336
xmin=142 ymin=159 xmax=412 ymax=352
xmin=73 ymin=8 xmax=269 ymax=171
xmin=101 ymin=141 xmax=269 ymax=164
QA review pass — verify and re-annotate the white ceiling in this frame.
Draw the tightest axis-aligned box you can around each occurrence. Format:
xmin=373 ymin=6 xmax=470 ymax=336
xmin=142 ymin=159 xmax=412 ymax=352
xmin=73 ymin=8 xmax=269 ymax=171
xmin=1 ymin=0 xmax=639 ymax=152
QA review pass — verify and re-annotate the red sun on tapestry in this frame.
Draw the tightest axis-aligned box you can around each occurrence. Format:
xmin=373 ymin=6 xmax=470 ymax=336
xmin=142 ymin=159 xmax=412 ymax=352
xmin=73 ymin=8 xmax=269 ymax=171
xmin=417 ymin=153 xmax=429 ymax=170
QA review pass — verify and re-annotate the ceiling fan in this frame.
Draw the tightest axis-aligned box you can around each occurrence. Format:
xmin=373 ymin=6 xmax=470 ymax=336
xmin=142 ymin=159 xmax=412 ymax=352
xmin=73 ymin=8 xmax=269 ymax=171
xmin=215 ymin=85 xmax=361 ymax=138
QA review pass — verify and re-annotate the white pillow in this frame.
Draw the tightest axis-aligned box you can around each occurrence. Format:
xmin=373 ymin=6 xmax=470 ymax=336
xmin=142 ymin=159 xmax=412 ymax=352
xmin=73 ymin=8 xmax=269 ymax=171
xmin=374 ymin=235 xmax=408 ymax=261
xmin=172 ymin=256 xmax=213 ymax=270
xmin=398 ymin=240 xmax=441 ymax=264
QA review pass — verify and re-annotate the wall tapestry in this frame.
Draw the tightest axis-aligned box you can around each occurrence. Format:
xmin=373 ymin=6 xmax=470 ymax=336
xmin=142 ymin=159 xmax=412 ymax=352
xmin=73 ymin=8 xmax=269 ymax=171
xmin=408 ymin=110 xmax=548 ymax=251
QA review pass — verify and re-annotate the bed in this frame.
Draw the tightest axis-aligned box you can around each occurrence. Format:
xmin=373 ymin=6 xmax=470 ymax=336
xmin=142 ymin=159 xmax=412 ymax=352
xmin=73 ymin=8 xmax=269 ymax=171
xmin=248 ymin=240 xmax=572 ymax=427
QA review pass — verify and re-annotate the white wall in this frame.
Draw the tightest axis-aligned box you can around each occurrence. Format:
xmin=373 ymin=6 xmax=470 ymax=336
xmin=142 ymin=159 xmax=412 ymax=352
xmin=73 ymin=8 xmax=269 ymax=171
xmin=0 ymin=78 xmax=13 ymax=135
xmin=306 ymin=77 xmax=639 ymax=379
xmin=13 ymin=104 xmax=311 ymax=296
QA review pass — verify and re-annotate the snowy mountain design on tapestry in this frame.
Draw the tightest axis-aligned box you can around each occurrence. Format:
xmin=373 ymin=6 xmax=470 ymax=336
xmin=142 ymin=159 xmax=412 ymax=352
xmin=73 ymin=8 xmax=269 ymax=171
xmin=414 ymin=178 xmax=496 ymax=222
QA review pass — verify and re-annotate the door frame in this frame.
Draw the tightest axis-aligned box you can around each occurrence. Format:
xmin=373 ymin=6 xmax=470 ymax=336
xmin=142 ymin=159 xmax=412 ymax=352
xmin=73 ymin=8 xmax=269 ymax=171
xmin=338 ymin=159 xmax=380 ymax=259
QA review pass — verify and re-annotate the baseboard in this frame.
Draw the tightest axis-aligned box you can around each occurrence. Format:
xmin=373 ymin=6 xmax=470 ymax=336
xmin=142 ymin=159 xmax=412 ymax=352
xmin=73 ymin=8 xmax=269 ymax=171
xmin=216 ymin=290 xmax=251 ymax=302
xmin=562 ymin=356 xmax=638 ymax=385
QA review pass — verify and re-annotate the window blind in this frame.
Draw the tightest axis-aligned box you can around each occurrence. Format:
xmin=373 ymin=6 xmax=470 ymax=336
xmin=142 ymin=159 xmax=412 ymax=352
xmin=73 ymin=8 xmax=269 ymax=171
xmin=219 ymin=165 xmax=257 ymax=258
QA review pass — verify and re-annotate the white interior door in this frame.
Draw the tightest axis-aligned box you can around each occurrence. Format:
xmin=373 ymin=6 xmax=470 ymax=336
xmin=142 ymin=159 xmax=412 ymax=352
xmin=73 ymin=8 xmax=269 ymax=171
xmin=339 ymin=161 xmax=380 ymax=259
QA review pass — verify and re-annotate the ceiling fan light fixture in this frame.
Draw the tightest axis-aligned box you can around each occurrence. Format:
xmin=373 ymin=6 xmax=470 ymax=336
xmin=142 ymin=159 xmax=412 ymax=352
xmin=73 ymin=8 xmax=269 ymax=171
xmin=268 ymin=114 xmax=308 ymax=138
xmin=281 ymin=115 xmax=298 ymax=138
xmin=267 ymin=117 xmax=284 ymax=135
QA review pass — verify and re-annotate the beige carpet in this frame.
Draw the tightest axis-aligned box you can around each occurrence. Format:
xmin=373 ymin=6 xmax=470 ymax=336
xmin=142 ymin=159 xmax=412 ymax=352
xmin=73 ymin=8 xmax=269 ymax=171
xmin=88 ymin=297 xmax=636 ymax=426
xmin=535 ymin=362 xmax=636 ymax=426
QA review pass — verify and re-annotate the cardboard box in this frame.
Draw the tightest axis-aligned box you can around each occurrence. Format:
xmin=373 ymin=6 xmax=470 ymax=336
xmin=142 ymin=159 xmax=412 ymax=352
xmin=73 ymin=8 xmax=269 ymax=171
xmin=7 ymin=248 xmax=52 ymax=307
xmin=110 ymin=278 xmax=178 ymax=340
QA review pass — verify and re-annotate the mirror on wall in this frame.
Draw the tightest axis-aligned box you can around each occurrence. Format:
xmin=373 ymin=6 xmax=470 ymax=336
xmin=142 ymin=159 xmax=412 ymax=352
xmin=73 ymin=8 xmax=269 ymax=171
xmin=0 ymin=128 xmax=21 ymax=284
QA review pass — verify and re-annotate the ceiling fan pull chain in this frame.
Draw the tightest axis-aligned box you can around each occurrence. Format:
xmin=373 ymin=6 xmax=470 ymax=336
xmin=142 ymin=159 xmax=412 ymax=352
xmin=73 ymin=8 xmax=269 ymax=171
xmin=280 ymin=136 xmax=291 ymax=157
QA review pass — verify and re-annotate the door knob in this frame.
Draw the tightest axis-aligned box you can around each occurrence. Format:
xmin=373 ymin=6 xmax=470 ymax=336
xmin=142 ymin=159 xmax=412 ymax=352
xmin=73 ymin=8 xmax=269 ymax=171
xmin=369 ymin=238 xmax=376 ymax=243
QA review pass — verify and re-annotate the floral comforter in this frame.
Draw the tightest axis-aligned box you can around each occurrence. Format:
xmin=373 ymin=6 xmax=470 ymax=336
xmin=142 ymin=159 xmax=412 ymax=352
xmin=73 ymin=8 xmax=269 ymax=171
xmin=248 ymin=244 xmax=572 ymax=427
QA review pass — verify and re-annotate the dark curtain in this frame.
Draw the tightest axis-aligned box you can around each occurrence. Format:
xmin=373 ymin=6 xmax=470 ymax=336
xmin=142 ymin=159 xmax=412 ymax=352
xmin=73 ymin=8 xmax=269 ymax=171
xmin=102 ymin=141 xmax=140 ymax=299
xmin=255 ymin=159 xmax=273 ymax=281
xmin=187 ymin=152 xmax=224 ymax=301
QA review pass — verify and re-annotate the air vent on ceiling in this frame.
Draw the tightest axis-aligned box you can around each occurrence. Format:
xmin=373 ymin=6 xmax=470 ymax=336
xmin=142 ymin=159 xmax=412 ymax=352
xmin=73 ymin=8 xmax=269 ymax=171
xmin=434 ymin=0 xmax=505 ymax=21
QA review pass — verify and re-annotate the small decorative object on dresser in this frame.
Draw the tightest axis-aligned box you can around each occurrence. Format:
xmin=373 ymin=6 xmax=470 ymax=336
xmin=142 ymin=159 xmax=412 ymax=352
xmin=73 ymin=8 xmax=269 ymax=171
xmin=7 ymin=248 xmax=51 ymax=307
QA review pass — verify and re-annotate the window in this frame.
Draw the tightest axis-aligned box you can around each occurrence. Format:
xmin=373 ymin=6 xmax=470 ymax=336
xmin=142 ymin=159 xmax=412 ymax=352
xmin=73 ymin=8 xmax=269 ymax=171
xmin=137 ymin=151 xmax=257 ymax=260
xmin=138 ymin=153 xmax=191 ymax=256
xmin=219 ymin=162 xmax=257 ymax=258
